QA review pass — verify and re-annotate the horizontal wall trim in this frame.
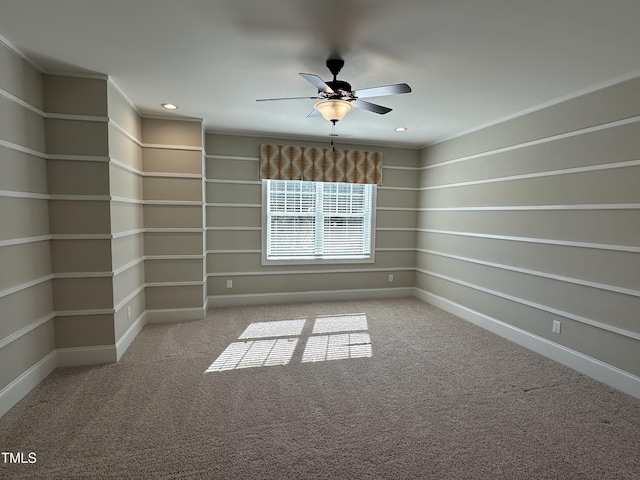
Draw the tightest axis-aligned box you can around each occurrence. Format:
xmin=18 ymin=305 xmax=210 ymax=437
xmin=378 ymin=186 xmax=419 ymax=191
xmin=109 ymin=158 xmax=142 ymax=176
xmin=419 ymin=204 xmax=640 ymax=211
xmin=377 ymin=206 xmax=419 ymax=212
xmin=54 ymin=271 xmax=112 ymax=279
xmin=209 ymin=286 xmax=413 ymax=308
xmin=145 ymin=228 xmax=204 ymax=233
xmin=376 ymin=247 xmax=417 ymax=253
xmin=47 ymin=113 xmax=108 ymax=123
xmin=206 ymin=226 xmax=261 ymax=231
xmin=428 ymin=70 xmax=640 ymax=148
xmin=146 ymin=281 xmax=205 ymax=287
xmin=112 ymin=229 xmax=145 ymax=239
xmin=111 ymin=197 xmax=204 ymax=207
xmin=207 ymin=249 xmax=261 ymax=254
xmin=206 ymin=154 xmax=259 ymax=162
xmin=417 ymin=248 xmax=640 ymax=298
xmin=415 ymin=268 xmax=640 ymax=341
xmin=144 ymin=172 xmax=202 ymax=179
xmin=206 ymin=179 xmax=261 ymax=185
xmin=0 ymin=138 xmax=46 ymax=159
xmin=50 ymin=194 xmax=110 ymax=202
xmin=383 ymin=165 xmax=421 ymax=171
xmin=146 ymin=254 xmax=204 ymax=260
xmin=111 ymin=196 xmax=144 ymax=205
xmin=144 ymin=200 xmax=203 ymax=206
xmin=56 ymin=308 xmax=115 ymax=317
xmin=208 ymin=266 xmax=414 ymax=277
xmin=418 ymin=228 xmax=640 ymax=254
xmin=0 ymin=313 xmax=55 ymax=350
xmin=206 ymin=202 xmax=261 ymax=208
xmin=377 ymin=227 xmax=417 ymax=232
xmin=0 ymin=257 xmax=200 ymax=301
xmin=0 ymin=235 xmax=51 ymax=248
xmin=415 ymin=288 xmax=640 ymax=399
xmin=421 ymin=158 xmax=640 ymax=191
xmin=114 ymin=285 xmax=146 ymax=313
xmin=0 ymin=84 xmax=42 ymax=115
xmin=110 ymin=158 xmax=203 ymax=179
xmin=422 ymin=114 xmax=640 ymax=171
xmin=0 ymin=189 xmax=48 ymax=200
xmin=48 ymin=154 xmax=110 ymax=162
xmin=113 ymin=257 xmax=145 ymax=277
xmin=0 ymin=275 xmax=53 ymax=299
xmin=143 ymin=143 xmax=202 ymax=152
xmin=109 ymin=119 xmax=142 ymax=148
xmin=51 ymin=233 xmax=112 ymax=240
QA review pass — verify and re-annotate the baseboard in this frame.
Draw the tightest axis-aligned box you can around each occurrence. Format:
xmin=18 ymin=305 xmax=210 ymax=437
xmin=115 ymin=311 xmax=147 ymax=360
xmin=414 ymin=288 xmax=640 ymax=399
xmin=0 ymin=351 xmax=57 ymax=418
xmin=208 ymin=287 xmax=414 ymax=308
xmin=57 ymin=345 xmax=117 ymax=367
xmin=146 ymin=307 xmax=207 ymax=324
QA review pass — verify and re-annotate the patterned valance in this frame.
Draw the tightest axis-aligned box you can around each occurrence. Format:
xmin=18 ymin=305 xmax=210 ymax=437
xmin=260 ymin=144 xmax=383 ymax=185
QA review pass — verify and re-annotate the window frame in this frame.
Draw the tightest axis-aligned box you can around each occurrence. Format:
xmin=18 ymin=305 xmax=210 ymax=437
xmin=261 ymin=179 xmax=377 ymax=266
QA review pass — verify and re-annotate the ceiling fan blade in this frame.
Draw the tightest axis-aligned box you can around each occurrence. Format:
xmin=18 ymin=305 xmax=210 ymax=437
xmin=306 ymin=109 xmax=322 ymax=118
xmin=354 ymin=83 xmax=412 ymax=98
xmin=352 ymin=99 xmax=392 ymax=115
xmin=299 ymin=73 xmax=334 ymax=94
xmin=256 ymin=96 xmax=319 ymax=102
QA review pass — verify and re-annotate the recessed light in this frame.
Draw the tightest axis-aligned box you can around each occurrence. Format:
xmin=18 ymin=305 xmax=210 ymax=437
xmin=161 ymin=103 xmax=178 ymax=110
xmin=394 ymin=127 xmax=407 ymax=132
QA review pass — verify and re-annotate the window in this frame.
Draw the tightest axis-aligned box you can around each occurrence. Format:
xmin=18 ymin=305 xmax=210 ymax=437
xmin=262 ymin=179 xmax=376 ymax=264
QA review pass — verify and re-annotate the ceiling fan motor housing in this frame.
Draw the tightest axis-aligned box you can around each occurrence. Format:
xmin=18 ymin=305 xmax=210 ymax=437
xmin=326 ymin=80 xmax=352 ymax=98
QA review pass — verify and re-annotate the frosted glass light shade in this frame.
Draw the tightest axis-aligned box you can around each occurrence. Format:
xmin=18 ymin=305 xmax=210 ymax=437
xmin=314 ymin=99 xmax=353 ymax=122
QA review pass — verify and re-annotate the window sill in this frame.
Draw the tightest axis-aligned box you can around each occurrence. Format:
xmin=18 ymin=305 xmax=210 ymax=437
xmin=261 ymin=255 xmax=375 ymax=266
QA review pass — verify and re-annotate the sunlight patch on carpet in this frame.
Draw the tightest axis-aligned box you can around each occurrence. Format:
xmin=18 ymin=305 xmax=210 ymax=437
xmin=206 ymin=314 xmax=372 ymax=373
xmin=312 ymin=314 xmax=368 ymax=334
xmin=239 ymin=319 xmax=306 ymax=339
xmin=302 ymin=333 xmax=372 ymax=363
xmin=205 ymin=338 xmax=298 ymax=372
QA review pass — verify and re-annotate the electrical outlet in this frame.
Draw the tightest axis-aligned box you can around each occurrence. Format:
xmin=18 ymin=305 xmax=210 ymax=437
xmin=552 ymin=320 xmax=562 ymax=334
xmin=226 ymin=279 xmax=233 ymax=289
xmin=388 ymin=274 xmax=394 ymax=282
xmin=127 ymin=306 xmax=131 ymax=319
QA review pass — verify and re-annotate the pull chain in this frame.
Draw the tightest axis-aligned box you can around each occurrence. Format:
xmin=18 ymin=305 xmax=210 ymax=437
xmin=331 ymin=120 xmax=337 ymax=151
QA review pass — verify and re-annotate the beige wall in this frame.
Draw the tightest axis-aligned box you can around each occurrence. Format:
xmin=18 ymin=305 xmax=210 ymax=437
xmin=142 ymin=118 xmax=207 ymax=322
xmin=44 ymin=75 xmax=117 ymax=361
xmin=416 ymin=77 xmax=640 ymax=380
xmin=205 ymin=133 xmax=418 ymax=306
xmin=0 ymin=40 xmax=55 ymax=413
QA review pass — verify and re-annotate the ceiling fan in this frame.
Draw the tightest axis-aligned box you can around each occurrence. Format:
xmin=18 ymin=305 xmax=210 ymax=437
xmin=256 ymin=58 xmax=412 ymax=123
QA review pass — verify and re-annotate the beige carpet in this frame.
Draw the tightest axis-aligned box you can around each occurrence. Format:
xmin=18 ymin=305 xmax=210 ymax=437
xmin=1 ymin=298 xmax=639 ymax=479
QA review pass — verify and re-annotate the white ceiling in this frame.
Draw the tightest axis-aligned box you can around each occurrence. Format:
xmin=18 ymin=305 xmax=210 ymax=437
xmin=1 ymin=0 xmax=639 ymax=148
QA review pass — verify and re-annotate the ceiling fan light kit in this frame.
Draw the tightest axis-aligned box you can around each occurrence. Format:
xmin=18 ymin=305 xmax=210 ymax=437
xmin=314 ymin=99 xmax=353 ymax=123
xmin=256 ymin=57 xmax=411 ymax=125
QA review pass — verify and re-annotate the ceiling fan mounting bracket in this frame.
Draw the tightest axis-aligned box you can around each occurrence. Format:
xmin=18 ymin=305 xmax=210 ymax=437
xmin=326 ymin=58 xmax=345 ymax=79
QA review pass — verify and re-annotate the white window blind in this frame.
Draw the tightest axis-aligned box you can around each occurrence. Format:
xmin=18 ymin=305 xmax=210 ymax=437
xmin=264 ymin=180 xmax=375 ymax=262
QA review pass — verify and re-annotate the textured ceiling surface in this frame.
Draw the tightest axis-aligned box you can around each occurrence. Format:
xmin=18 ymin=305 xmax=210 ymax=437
xmin=1 ymin=0 xmax=639 ymax=147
